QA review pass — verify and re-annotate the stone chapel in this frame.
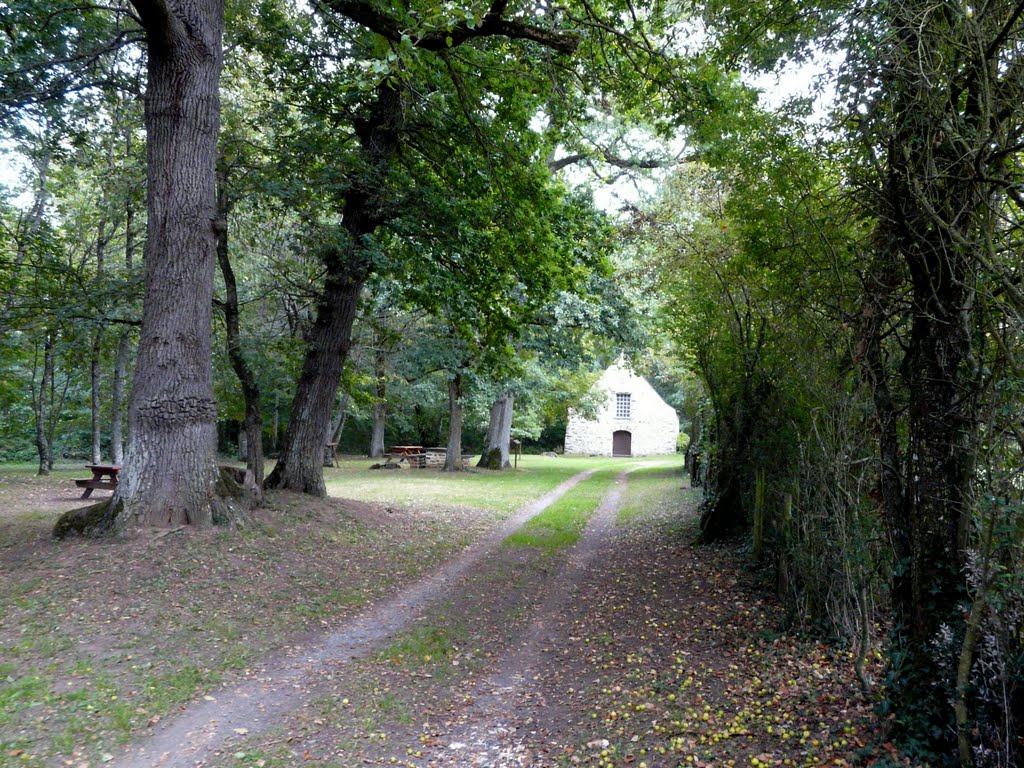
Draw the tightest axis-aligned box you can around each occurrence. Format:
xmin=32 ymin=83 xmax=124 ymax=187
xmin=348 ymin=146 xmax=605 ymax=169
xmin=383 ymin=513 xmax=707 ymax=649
xmin=564 ymin=362 xmax=679 ymax=456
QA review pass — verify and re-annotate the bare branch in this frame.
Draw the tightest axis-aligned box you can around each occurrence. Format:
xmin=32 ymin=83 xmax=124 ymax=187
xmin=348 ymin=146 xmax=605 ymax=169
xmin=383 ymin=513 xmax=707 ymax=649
xmin=548 ymin=148 xmax=675 ymax=172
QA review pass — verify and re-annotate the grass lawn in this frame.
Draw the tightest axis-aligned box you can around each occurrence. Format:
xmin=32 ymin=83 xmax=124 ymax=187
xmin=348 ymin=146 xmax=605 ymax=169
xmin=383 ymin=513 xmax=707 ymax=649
xmin=322 ymin=454 xmax=667 ymax=517
xmin=616 ymin=464 xmax=688 ymax=525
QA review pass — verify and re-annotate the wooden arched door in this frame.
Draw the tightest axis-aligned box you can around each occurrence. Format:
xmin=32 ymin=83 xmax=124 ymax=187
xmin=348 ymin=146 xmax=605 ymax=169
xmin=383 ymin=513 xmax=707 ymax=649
xmin=612 ymin=430 xmax=632 ymax=457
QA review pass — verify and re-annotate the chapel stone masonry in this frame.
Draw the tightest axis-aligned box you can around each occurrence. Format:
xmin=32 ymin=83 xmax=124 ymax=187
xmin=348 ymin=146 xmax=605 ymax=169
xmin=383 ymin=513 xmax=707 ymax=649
xmin=564 ymin=362 xmax=679 ymax=456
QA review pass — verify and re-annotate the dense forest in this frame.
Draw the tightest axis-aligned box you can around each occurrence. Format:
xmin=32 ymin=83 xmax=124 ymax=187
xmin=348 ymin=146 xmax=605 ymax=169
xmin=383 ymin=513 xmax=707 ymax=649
xmin=2 ymin=0 xmax=1023 ymax=764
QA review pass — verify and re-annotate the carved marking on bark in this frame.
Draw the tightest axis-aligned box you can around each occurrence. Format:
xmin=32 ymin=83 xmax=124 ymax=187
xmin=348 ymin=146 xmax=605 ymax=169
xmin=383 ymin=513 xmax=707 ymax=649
xmin=137 ymin=396 xmax=217 ymax=426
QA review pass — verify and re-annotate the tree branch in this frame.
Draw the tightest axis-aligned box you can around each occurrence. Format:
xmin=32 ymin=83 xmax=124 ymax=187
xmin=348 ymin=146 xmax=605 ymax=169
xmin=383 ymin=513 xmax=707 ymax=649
xmin=317 ymin=0 xmax=579 ymax=54
xmin=984 ymin=0 xmax=1024 ymax=64
xmin=129 ymin=0 xmax=186 ymax=53
xmin=547 ymin=148 xmax=675 ymax=172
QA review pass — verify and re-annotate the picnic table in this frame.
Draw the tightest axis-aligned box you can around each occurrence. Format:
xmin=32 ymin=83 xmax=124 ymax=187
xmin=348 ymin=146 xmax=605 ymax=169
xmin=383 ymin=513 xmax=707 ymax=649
xmin=75 ymin=463 xmax=121 ymax=499
xmin=388 ymin=445 xmax=423 ymax=456
xmin=384 ymin=445 xmax=426 ymax=468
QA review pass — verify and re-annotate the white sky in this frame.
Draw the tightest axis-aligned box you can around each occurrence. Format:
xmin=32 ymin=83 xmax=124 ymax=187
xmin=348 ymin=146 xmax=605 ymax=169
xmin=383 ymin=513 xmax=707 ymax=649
xmin=0 ymin=141 xmax=28 ymax=202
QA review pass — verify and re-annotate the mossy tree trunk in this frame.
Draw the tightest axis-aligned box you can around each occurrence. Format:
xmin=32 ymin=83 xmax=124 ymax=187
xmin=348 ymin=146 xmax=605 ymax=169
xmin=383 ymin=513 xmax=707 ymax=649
xmin=476 ymin=391 xmax=513 ymax=469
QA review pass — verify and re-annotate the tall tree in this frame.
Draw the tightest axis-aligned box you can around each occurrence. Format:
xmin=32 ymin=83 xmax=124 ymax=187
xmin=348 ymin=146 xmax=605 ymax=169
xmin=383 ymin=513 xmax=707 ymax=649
xmin=477 ymin=390 xmax=513 ymax=469
xmin=113 ymin=0 xmax=226 ymax=527
xmin=262 ymin=77 xmax=404 ymax=494
xmin=263 ymin=0 xmax=581 ymax=494
xmin=32 ymin=330 xmax=56 ymax=475
xmin=849 ymin=1 xmax=1024 ymax=754
xmin=673 ymin=0 xmax=1024 ymax=758
xmin=216 ymin=152 xmax=264 ymax=489
xmin=110 ymin=123 xmax=139 ymax=466
xmin=53 ymin=0 xmax=229 ymax=534
xmin=443 ymin=369 xmax=467 ymax=471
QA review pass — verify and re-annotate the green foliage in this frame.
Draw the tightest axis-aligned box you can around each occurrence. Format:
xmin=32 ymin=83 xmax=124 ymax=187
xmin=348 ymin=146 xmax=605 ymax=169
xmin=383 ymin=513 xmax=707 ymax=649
xmin=0 ymin=99 xmax=145 ymax=462
xmin=633 ymin=0 xmax=1024 ymax=758
xmin=0 ymin=0 xmax=142 ymax=131
xmin=636 ymin=109 xmax=882 ymax=640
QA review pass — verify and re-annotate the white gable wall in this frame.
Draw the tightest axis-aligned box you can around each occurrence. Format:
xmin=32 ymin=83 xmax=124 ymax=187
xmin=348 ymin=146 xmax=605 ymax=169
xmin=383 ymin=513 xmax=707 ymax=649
xmin=564 ymin=363 xmax=679 ymax=456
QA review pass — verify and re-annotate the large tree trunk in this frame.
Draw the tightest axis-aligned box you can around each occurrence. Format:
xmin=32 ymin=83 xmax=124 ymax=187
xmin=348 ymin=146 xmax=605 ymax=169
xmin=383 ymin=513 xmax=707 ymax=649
xmin=265 ymin=260 xmax=365 ymax=495
xmin=216 ymin=161 xmax=264 ymax=489
xmin=857 ymin=229 xmax=910 ymax=611
xmin=120 ymin=2 xmax=225 ymax=527
xmin=369 ymin=345 xmax=387 ymax=458
xmin=866 ymin=17 xmax=992 ymax=749
xmin=903 ymin=244 xmax=976 ymax=633
xmin=265 ymin=83 xmax=404 ymax=495
xmin=885 ymin=229 xmax=978 ymax=746
xmin=55 ymin=0 xmax=227 ymax=535
xmin=34 ymin=332 xmax=54 ymax=476
xmin=476 ymin=391 xmax=513 ymax=469
xmin=370 ymin=402 xmax=386 ymax=458
xmin=443 ymin=373 xmax=464 ymax=472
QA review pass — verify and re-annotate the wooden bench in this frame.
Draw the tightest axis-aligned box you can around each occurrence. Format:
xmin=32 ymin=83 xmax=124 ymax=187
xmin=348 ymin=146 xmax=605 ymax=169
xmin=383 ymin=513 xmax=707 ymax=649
xmin=388 ymin=445 xmax=423 ymax=456
xmin=381 ymin=445 xmax=423 ymax=469
xmin=74 ymin=464 xmax=121 ymax=499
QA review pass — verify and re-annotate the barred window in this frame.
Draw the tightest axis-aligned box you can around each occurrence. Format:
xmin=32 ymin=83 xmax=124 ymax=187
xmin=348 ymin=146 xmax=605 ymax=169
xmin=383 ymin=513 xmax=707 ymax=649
xmin=615 ymin=393 xmax=631 ymax=419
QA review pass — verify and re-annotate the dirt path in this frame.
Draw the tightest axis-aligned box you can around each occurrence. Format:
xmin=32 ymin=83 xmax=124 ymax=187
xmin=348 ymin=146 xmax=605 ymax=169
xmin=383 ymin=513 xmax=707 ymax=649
xmin=112 ymin=471 xmax=596 ymax=768
xmin=268 ymin=463 xmax=880 ymax=768
xmin=108 ymin=463 xmax=884 ymax=768
xmin=414 ymin=471 xmax=630 ymax=767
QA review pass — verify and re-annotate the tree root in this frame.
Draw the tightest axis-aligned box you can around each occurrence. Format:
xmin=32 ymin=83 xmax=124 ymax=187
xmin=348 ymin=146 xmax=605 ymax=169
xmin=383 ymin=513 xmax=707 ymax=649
xmin=212 ymin=466 xmax=258 ymax=525
xmin=53 ymin=497 xmax=125 ymax=539
xmin=53 ymin=466 xmax=259 ymax=538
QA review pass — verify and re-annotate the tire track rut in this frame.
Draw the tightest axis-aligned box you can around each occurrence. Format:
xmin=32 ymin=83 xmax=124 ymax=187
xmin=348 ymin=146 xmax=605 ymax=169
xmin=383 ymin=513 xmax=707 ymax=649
xmin=419 ymin=469 xmax=634 ymax=767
